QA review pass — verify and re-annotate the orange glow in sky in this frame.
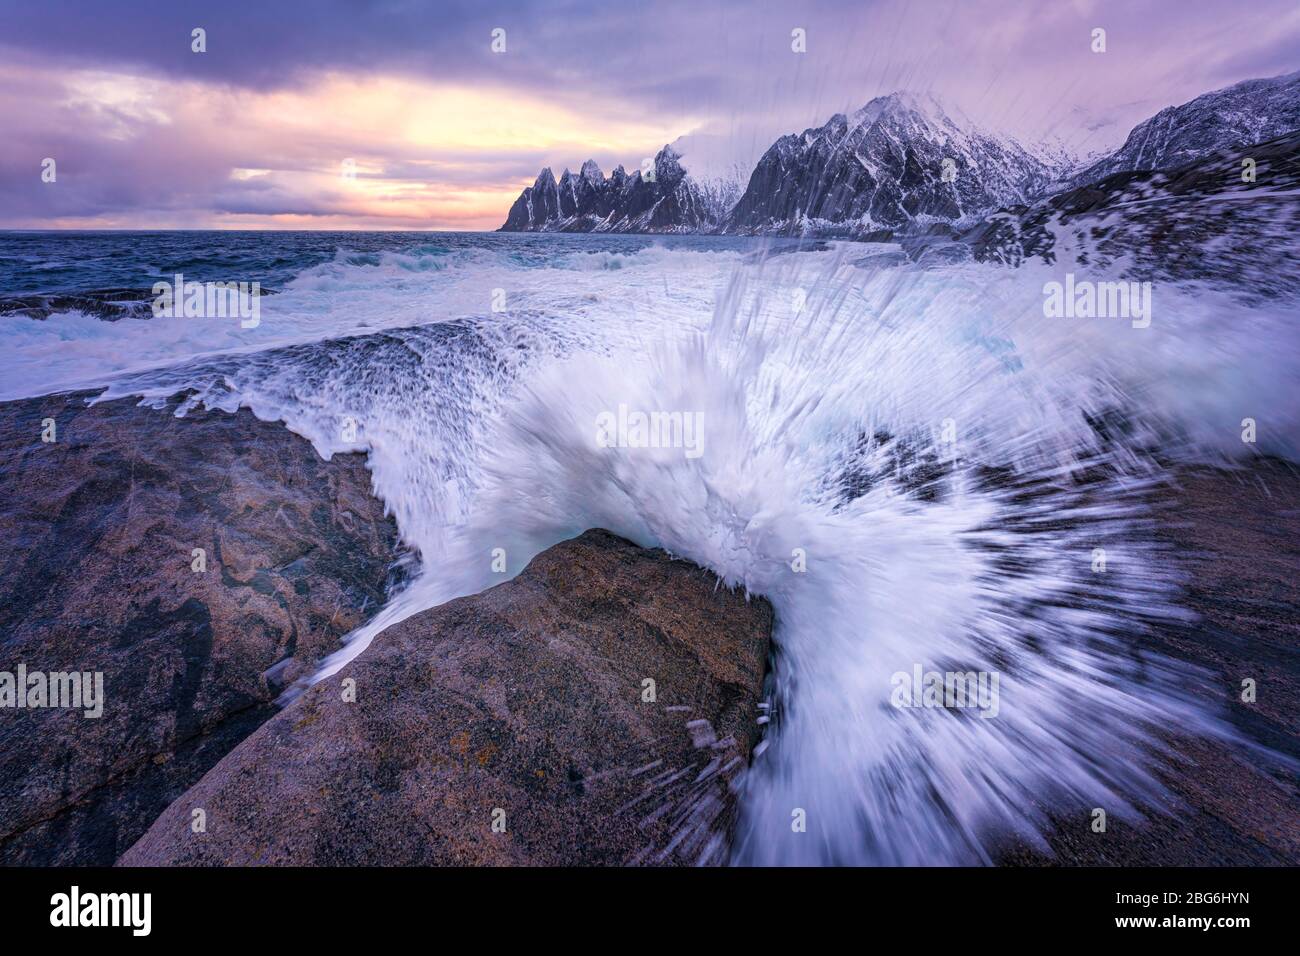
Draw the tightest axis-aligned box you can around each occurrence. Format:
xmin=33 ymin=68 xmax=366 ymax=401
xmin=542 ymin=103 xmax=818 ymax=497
xmin=5 ymin=64 xmax=700 ymax=230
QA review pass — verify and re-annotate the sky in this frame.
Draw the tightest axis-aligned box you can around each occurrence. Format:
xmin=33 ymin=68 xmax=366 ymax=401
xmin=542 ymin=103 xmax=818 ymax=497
xmin=1 ymin=0 xmax=1296 ymax=230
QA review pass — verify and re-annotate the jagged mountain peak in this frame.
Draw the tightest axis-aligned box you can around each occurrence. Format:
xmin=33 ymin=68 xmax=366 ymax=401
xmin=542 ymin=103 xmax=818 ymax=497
xmin=852 ymin=90 xmax=961 ymax=125
xmin=500 ymin=144 xmax=716 ymax=234
xmin=501 ymin=72 xmax=1297 ymax=239
xmin=722 ymin=91 xmax=1055 ymax=236
xmin=652 ymin=143 xmax=686 ymax=182
xmin=841 ymin=91 xmax=990 ymax=147
xmin=794 ymin=92 xmax=952 ymax=140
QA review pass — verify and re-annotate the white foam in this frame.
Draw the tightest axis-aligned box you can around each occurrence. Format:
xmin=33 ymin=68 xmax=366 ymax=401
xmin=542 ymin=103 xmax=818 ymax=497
xmin=295 ymin=248 xmax=1289 ymax=863
xmin=12 ymin=238 xmax=1296 ymax=863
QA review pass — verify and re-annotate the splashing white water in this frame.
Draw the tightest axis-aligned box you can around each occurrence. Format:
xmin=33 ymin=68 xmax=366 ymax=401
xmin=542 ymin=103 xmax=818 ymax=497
xmin=66 ymin=238 xmax=1296 ymax=863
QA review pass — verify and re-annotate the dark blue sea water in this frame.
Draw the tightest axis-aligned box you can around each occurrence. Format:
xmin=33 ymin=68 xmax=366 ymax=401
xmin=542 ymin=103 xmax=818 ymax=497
xmin=0 ymin=230 xmax=789 ymax=297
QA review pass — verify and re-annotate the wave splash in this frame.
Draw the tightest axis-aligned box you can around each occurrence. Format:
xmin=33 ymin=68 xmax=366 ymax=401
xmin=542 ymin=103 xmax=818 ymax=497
xmin=295 ymin=246 xmax=1288 ymax=864
xmin=88 ymin=239 xmax=1294 ymax=864
xmin=440 ymin=269 xmax=1209 ymax=865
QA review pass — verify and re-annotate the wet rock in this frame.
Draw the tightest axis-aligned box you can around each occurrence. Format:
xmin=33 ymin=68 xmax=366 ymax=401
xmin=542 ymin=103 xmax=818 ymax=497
xmin=120 ymin=529 xmax=773 ymax=866
xmin=0 ymin=286 xmax=278 ymax=321
xmin=0 ymin=392 xmax=404 ymax=865
xmin=0 ymin=288 xmax=154 ymax=321
xmin=996 ymin=459 xmax=1300 ymax=865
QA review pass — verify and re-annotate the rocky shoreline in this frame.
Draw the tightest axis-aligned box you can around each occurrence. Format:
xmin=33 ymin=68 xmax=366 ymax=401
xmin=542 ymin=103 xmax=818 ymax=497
xmin=997 ymin=460 xmax=1300 ymax=866
xmin=121 ymin=529 xmax=773 ymax=866
xmin=0 ymin=394 xmax=774 ymax=866
xmin=1 ymin=393 xmax=1294 ymax=866
xmin=0 ymin=392 xmax=406 ymax=865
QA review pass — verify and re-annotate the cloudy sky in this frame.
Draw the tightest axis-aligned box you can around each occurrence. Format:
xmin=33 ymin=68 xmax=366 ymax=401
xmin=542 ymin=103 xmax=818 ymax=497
xmin=1 ymin=0 xmax=1296 ymax=230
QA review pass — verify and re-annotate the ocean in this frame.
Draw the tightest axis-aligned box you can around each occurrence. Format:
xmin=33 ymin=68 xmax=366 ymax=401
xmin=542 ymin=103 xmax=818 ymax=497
xmin=2 ymin=228 xmax=1295 ymax=864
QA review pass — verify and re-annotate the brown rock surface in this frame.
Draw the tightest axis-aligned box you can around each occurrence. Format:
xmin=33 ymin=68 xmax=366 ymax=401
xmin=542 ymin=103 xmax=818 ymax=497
xmin=120 ymin=529 xmax=774 ymax=866
xmin=997 ymin=459 xmax=1300 ymax=865
xmin=0 ymin=392 xmax=404 ymax=865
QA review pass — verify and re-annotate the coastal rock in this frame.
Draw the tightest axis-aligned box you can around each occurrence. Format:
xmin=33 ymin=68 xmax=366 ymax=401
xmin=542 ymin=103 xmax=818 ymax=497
xmin=997 ymin=460 xmax=1300 ymax=865
xmin=0 ymin=288 xmax=154 ymax=321
xmin=120 ymin=529 xmax=773 ymax=866
xmin=0 ymin=392 xmax=404 ymax=865
xmin=0 ymin=286 xmax=279 ymax=322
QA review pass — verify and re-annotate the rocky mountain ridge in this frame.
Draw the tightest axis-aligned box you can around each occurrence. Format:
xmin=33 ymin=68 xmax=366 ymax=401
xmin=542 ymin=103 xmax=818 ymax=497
xmin=500 ymin=72 xmax=1299 ymax=238
xmin=500 ymin=145 xmax=720 ymax=233
xmin=1066 ymin=69 xmax=1300 ymax=190
xmin=720 ymin=92 xmax=1061 ymax=237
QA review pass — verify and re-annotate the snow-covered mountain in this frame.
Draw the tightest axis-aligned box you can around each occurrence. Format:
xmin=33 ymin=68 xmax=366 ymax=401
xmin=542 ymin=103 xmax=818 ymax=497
xmin=499 ymin=145 xmax=717 ymax=233
xmin=719 ymin=92 xmax=1066 ymax=237
xmin=961 ymin=128 xmax=1300 ymax=298
xmin=1068 ymin=70 xmax=1300 ymax=189
xmin=498 ymin=73 xmax=1300 ymax=238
